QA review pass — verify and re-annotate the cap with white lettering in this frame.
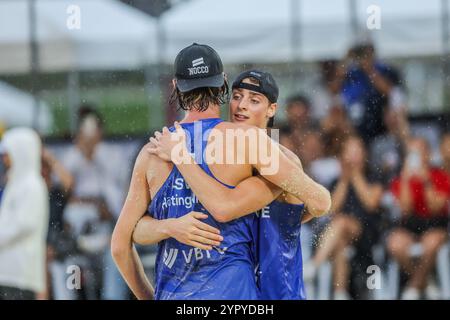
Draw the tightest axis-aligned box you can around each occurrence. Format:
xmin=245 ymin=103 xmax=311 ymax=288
xmin=174 ymin=43 xmax=224 ymax=92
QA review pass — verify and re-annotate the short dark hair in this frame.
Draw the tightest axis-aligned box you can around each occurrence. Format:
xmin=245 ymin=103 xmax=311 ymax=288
xmin=77 ymin=104 xmax=103 ymax=130
xmin=267 ymin=116 xmax=275 ymax=128
xmin=286 ymin=95 xmax=311 ymax=110
xmin=319 ymin=60 xmax=339 ymax=83
xmin=350 ymin=43 xmax=375 ymax=60
xmin=169 ymin=80 xmax=229 ymax=112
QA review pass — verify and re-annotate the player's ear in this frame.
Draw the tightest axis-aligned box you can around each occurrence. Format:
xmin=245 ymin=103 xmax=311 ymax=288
xmin=267 ymin=102 xmax=277 ymax=118
xmin=172 ymin=78 xmax=177 ymax=89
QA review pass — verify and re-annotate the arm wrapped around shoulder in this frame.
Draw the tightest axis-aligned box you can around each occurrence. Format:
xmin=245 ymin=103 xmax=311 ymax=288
xmin=280 ymin=170 xmax=332 ymax=218
xmin=305 ymin=188 xmax=332 ymax=217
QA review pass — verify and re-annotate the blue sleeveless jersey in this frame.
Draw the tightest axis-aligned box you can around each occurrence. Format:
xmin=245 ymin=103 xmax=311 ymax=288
xmin=149 ymin=118 xmax=258 ymax=300
xmin=256 ymin=200 xmax=306 ymax=300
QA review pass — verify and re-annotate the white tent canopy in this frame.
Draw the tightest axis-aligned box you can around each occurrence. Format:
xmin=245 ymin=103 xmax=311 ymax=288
xmin=0 ymin=0 xmax=158 ymax=74
xmin=162 ymin=0 xmax=448 ymax=64
xmin=0 ymin=81 xmax=52 ymax=133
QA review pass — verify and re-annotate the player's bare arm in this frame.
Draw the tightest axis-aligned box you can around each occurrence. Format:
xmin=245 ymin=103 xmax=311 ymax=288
xmin=111 ymin=146 xmax=155 ymax=300
xmin=131 ymin=141 xmax=224 ymax=249
xmin=247 ymin=125 xmax=332 ymax=217
xmin=147 ymin=125 xmax=316 ymax=224
xmin=133 ymin=212 xmax=223 ymax=250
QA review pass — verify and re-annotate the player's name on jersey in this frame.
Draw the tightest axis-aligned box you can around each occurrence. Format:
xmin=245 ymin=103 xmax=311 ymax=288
xmin=161 ymin=194 xmax=198 ymax=210
xmin=255 ymin=206 xmax=271 ymax=218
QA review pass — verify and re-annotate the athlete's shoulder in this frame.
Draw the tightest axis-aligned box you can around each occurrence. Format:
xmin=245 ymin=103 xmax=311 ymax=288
xmin=135 ymin=142 xmax=173 ymax=188
xmin=135 ymin=142 xmax=165 ymax=168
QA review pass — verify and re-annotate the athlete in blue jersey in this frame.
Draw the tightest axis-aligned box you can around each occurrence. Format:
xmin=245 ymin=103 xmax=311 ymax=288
xmin=256 ymin=201 xmax=307 ymax=299
xmin=147 ymin=118 xmax=259 ymax=299
xmin=112 ymin=44 xmax=331 ymax=300
xmin=136 ymin=70 xmax=331 ymax=299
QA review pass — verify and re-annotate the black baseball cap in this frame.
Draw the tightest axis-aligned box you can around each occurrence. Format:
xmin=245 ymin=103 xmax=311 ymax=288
xmin=232 ymin=70 xmax=279 ymax=103
xmin=174 ymin=43 xmax=225 ymax=92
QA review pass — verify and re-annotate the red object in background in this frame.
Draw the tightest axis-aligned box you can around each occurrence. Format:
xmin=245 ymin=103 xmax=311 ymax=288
xmin=391 ymin=168 xmax=450 ymax=218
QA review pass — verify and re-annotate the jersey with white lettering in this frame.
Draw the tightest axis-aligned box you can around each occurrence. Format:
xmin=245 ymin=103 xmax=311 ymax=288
xmin=149 ymin=118 xmax=258 ymax=300
xmin=256 ymin=200 xmax=306 ymax=300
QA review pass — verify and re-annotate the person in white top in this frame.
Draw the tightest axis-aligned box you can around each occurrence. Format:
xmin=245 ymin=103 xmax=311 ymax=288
xmin=60 ymin=106 xmax=128 ymax=300
xmin=0 ymin=127 xmax=49 ymax=299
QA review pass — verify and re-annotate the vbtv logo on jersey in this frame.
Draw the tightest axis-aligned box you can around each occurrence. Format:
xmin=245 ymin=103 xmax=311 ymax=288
xmin=163 ymin=246 xmax=229 ymax=269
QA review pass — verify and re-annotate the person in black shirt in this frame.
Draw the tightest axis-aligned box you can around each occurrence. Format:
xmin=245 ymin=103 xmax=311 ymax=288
xmin=303 ymin=134 xmax=384 ymax=299
xmin=40 ymin=148 xmax=74 ymax=299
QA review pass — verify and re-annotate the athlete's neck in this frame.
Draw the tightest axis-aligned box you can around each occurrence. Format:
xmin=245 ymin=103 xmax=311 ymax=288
xmin=181 ymin=104 xmax=221 ymax=123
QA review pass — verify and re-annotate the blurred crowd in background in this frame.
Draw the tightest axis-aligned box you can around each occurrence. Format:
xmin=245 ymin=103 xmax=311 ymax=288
xmin=1 ymin=0 xmax=450 ymax=300
xmin=0 ymin=37 xmax=449 ymax=300
xmin=277 ymin=42 xmax=450 ymax=300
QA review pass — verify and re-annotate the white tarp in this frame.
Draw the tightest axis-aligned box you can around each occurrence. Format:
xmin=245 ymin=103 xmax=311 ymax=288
xmin=0 ymin=0 xmax=158 ymax=74
xmin=0 ymin=81 xmax=52 ymax=133
xmin=162 ymin=0 xmax=447 ymax=64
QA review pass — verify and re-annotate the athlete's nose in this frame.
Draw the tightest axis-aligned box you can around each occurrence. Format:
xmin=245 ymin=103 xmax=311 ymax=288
xmin=237 ymin=98 xmax=249 ymax=111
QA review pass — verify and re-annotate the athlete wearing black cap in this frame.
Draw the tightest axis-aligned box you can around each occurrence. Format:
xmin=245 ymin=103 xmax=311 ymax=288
xmin=140 ymin=69 xmax=328 ymax=299
xmin=174 ymin=43 xmax=226 ymax=93
xmin=231 ymin=70 xmax=279 ymax=127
